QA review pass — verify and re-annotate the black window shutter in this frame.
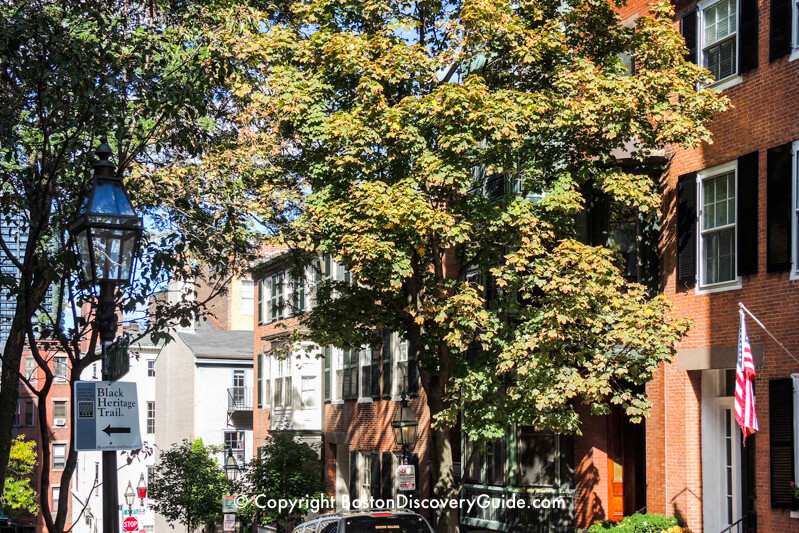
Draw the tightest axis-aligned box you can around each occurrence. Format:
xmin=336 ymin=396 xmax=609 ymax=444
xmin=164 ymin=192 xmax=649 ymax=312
xmin=352 ymin=349 xmax=359 ymax=399
xmin=324 ymin=346 xmax=331 ymax=402
xmin=681 ymin=10 xmax=698 ymax=64
xmin=382 ymin=330 xmax=393 ymax=399
xmin=770 ymin=0 xmax=793 ymax=61
xmin=767 ymin=143 xmax=793 ymax=272
xmin=677 ymin=172 xmax=698 ymax=286
xmin=371 ymin=343 xmax=381 ymax=398
xmin=371 ymin=451 xmax=381 ymax=500
xmin=769 ymin=379 xmax=795 ymax=508
xmin=257 ymin=352 xmax=263 ymax=408
xmin=738 ymin=0 xmax=758 ymax=73
xmin=737 ymin=151 xmax=759 ymax=276
xmin=408 ymin=344 xmax=419 ymax=396
xmin=349 ymin=450 xmax=358 ymax=505
xmin=381 ymin=452 xmax=393 ymax=500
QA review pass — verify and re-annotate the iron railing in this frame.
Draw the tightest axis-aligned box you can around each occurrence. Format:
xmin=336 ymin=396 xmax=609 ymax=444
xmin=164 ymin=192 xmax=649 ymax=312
xmin=719 ymin=512 xmax=756 ymax=533
xmin=227 ymin=386 xmax=252 ymax=411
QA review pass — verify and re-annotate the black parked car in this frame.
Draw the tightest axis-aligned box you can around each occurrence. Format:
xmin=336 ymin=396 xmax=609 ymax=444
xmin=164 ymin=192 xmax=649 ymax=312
xmin=291 ymin=510 xmax=435 ymax=533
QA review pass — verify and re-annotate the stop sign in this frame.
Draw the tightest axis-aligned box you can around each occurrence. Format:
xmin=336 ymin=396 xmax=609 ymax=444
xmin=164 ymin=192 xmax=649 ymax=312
xmin=122 ymin=517 xmax=138 ymax=532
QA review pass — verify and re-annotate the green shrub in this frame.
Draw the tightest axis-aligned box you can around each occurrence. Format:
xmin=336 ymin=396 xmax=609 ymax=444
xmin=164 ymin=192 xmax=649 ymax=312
xmin=587 ymin=513 xmax=679 ymax=533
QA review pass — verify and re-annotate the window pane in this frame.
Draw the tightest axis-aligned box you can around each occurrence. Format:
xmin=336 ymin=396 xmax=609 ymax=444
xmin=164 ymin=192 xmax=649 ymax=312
xmin=518 ymin=428 xmax=557 ymax=487
xmin=704 ymin=0 xmax=737 ymax=44
xmin=54 ymin=401 xmax=66 ymax=418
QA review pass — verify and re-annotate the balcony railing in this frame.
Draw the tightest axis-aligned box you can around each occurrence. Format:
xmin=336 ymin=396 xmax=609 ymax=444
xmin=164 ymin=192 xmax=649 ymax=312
xmin=228 ymin=386 xmax=252 ymax=412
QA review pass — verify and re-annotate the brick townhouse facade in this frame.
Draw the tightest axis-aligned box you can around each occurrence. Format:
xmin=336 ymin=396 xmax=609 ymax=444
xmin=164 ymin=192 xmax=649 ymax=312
xmin=9 ymin=340 xmax=74 ymax=532
xmin=615 ymin=0 xmax=799 ymax=531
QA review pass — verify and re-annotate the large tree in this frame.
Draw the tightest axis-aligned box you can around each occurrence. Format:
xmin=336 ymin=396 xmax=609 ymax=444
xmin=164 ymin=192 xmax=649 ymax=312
xmin=0 ymin=1 xmax=291 ymax=530
xmin=239 ymin=0 xmax=726 ymax=530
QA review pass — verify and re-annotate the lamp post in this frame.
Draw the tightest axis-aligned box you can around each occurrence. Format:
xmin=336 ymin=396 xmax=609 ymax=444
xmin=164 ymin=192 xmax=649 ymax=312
xmin=124 ymin=482 xmax=135 ymax=513
xmin=69 ymin=138 xmax=143 ymax=533
xmin=137 ymin=473 xmax=147 ymax=506
xmin=391 ymin=392 xmax=419 ymax=464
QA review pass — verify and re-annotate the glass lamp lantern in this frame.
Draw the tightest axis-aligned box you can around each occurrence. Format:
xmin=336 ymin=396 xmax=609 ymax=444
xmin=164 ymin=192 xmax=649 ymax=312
xmin=137 ymin=473 xmax=147 ymax=503
xmin=68 ymin=139 xmax=142 ymax=286
xmin=224 ymin=448 xmax=239 ymax=482
xmin=391 ymin=395 xmax=419 ymax=448
xmin=124 ymin=481 xmax=135 ymax=509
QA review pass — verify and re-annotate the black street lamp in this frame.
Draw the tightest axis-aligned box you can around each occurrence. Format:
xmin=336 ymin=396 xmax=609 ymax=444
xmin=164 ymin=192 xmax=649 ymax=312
xmin=69 ymin=138 xmax=143 ymax=533
xmin=225 ymin=448 xmax=240 ymax=482
xmin=391 ymin=392 xmax=418 ymax=464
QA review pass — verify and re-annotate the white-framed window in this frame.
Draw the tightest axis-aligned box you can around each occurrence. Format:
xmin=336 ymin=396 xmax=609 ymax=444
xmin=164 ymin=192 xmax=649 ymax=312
xmin=698 ymin=161 xmax=739 ymax=290
xmin=147 ymin=465 xmax=155 ymax=485
xmin=285 ymin=375 xmax=293 ymax=408
xmin=260 ymin=354 xmax=271 ymax=408
xmin=147 ymin=360 xmax=155 ymax=377
xmin=53 ymin=356 xmax=67 ymax=381
xmin=269 ymin=272 xmax=285 ymax=321
xmin=258 ymin=279 xmax=267 ymax=324
xmin=25 ymin=357 xmax=36 ymax=381
xmin=224 ymin=430 xmax=245 ymax=461
xmin=52 ymin=487 xmax=60 ymax=512
xmin=360 ymin=348 xmax=371 ymax=399
xmin=274 ymin=360 xmax=283 ymax=406
xmin=394 ymin=338 xmax=409 ymax=396
xmin=301 ymin=376 xmax=316 ymax=407
xmin=359 ymin=452 xmax=372 ymax=502
xmin=241 ymin=279 xmax=254 ymax=316
xmin=147 ymin=402 xmax=155 ymax=434
xmin=699 ymin=0 xmax=738 ymax=81
xmin=53 ymin=401 xmax=67 ymax=427
xmin=335 ymin=348 xmax=344 ymax=401
xmin=53 ymin=443 xmax=66 ymax=469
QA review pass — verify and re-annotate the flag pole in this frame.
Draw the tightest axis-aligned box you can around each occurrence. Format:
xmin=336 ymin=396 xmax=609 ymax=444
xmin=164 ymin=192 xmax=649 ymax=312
xmin=738 ymin=302 xmax=799 ymax=366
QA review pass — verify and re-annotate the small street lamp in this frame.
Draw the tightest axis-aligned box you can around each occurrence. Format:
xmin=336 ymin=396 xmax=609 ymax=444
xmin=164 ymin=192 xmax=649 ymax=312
xmin=137 ymin=473 xmax=147 ymax=506
xmin=69 ymin=138 xmax=143 ymax=533
xmin=391 ymin=392 xmax=418 ymax=464
xmin=124 ymin=481 xmax=135 ymax=511
xmin=224 ymin=448 xmax=240 ymax=482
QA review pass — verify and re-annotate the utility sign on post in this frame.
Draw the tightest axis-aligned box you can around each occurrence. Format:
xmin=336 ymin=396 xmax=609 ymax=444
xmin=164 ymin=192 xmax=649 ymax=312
xmin=73 ymin=381 xmax=142 ymax=451
xmin=397 ymin=464 xmax=415 ymax=491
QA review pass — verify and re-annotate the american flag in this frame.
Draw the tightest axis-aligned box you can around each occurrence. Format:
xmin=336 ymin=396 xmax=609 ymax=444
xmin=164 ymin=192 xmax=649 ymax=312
xmin=735 ymin=309 xmax=759 ymax=444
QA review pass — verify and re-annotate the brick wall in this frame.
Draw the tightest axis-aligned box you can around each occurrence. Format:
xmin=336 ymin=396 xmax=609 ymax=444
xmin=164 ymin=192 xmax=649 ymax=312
xmin=630 ymin=0 xmax=799 ymax=530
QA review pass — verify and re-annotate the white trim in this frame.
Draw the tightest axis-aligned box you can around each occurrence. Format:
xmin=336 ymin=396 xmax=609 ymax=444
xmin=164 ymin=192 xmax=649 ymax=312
xmin=708 ymin=75 xmax=743 ymax=92
xmin=789 ymin=50 xmax=799 ymax=63
xmin=357 ymin=397 xmax=373 ymax=404
xmin=696 ymin=160 xmax=741 ymax=291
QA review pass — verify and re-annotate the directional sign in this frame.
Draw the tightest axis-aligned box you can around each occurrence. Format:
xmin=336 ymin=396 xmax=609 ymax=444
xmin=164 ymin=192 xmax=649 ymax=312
xmin=73 ymin=381 xmax=142 ymax=451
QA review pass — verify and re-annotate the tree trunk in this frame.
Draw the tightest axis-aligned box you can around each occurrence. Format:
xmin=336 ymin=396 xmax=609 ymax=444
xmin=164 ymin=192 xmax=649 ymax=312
xmin=420 ymin=370 xmax=459 ymax=533
xmin=0 ymin=325 xmax=25 ymax=489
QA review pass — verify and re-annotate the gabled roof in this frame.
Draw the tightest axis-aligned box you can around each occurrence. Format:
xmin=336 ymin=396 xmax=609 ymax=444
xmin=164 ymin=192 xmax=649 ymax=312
xmin=177 ymin=319 xmax=253 ymax=359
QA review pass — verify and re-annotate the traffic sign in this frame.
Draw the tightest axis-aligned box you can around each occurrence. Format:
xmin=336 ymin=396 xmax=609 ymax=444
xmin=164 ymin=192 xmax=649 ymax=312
xmin=73 ymin=381 xmax=142 ymax=451
xmin=223 ymin=514 xmax=236 ymax=532
xmin=397 ymin=464 xmax=415 ymax=491
xmin=122 ymin=516 xmax=138 ymax=532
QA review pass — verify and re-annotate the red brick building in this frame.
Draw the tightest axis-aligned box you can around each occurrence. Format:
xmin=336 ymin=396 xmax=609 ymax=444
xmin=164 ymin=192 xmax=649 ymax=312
xmin=10 ymin=340 xmax=74 ymax=532
xmin=615 ymin=0 xmax=799 ymax=530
